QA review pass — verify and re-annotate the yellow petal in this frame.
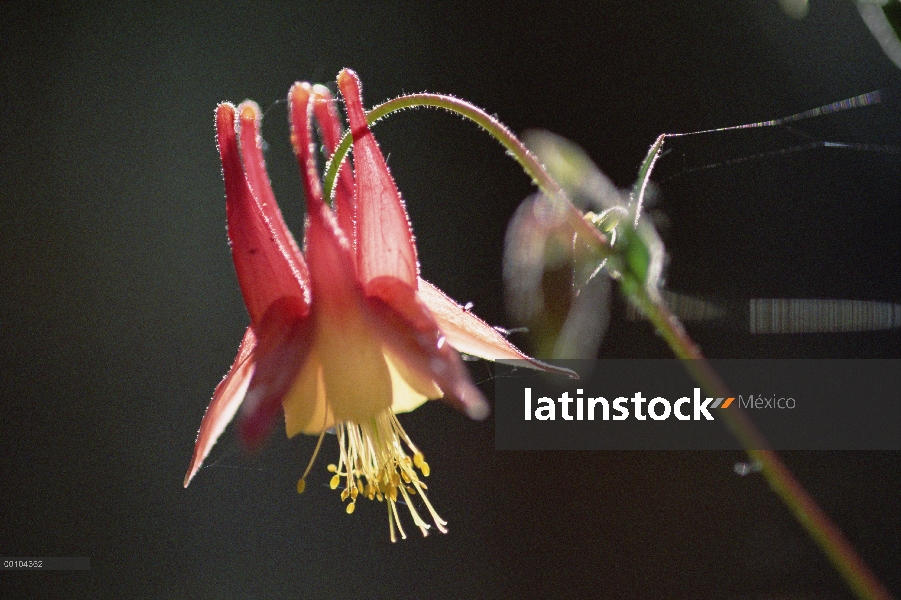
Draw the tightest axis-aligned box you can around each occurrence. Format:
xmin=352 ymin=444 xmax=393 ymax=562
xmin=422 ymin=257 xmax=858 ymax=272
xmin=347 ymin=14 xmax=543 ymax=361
xmin=282 ymin=349 xmax=335 ymax=437
xmin=317 ymin=309 xmax=393 ymax=423
xmin=385 ymin=352 xmax=441 ymax=414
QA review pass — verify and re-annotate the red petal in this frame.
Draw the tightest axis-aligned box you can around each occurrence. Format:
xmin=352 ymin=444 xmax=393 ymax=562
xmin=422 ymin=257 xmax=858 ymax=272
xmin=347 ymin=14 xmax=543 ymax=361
xmin=418 ymin=278 xmax=577 ymax=379
xmin=238 ymin=297 xmax=313 ymax=449
xmin=311 ymin=85 xmax=356 ymax=252
xmin=289 ymin=82 xmax=359 ymax=290
xmin=217 ymin=103 xmax=308 ymax=325
xmin=290 ymin=83 xmax=398 ymax=425
xmin=337 ymin=69 xmax=418 ymax=287
xmin=184 ymin=326 xmax=257 ymax=487
xmin=366 ymin=276 xmax=490 ymax=420
xmin=237 ymin=102 xmax=310 ymax=301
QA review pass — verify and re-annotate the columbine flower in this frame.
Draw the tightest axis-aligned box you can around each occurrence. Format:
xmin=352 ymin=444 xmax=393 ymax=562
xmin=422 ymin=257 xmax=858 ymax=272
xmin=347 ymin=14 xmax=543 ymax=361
xmin=184 ymin=69 xmax=569 ymax=541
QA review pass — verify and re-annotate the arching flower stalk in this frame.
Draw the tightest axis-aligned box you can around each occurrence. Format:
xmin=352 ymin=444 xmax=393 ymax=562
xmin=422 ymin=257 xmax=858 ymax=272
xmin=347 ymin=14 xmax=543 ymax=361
xmin=184 ymin=69 xmax=571 ymax=541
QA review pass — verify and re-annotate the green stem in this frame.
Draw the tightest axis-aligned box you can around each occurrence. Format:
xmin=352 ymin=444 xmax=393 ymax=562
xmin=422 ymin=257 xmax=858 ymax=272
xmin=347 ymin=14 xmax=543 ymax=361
xmin=322 ymin=94 xmax=615 ymax=261
xmin=634 ymin=285 xmax=893 ymax=600
xmin=325 ymin=92 xmax=893 ymax=600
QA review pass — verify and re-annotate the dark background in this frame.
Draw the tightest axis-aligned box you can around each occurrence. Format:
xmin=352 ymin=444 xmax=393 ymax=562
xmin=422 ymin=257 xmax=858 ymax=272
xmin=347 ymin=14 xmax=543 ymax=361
xmin=1 ymin=1 xmax=898 ymax=598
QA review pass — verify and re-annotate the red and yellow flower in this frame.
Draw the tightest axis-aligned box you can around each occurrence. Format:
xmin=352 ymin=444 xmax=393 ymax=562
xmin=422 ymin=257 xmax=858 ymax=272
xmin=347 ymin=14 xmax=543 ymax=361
xmin=184 ymin=69 xmax=568 ymax=541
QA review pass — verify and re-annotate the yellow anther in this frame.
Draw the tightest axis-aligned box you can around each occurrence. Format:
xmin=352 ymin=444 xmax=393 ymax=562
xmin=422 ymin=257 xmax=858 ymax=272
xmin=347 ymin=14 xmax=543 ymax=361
xmin=296 ymin=479 xmax=306 ymax=494
xmin=321 ymin=412 xmax=448 ymax=538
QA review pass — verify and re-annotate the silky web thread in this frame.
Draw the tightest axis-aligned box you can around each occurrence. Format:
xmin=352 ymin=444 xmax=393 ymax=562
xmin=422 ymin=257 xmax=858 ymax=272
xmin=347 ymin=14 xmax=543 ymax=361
xmin=630 ymin=92 xmax=884 ymax=225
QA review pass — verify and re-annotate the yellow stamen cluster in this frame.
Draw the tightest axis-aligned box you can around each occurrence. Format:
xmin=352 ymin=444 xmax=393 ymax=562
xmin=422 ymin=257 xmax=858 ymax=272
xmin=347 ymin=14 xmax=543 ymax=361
xmin=321 ymin=410 xmax=447 ymax=542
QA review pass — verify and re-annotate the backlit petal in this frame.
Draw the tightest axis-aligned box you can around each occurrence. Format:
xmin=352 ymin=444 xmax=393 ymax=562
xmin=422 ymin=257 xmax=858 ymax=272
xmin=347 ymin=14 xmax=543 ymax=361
xmin=282 ymin=348 xmax=334 ymax=436
xmin=239 ymin=296 xmax=313 ymax=448
xmin=366 ymin=276 xmax=490 ymax=420
xmin=184 ymin=326 xmax=256 ymax=487
xmin=337 ymin=69 xmax=418 ymax=287
xmin=311 ymin=85 xmax=356 ymax=251
xmin=384 ymin=352 xmax=440 ymax=414
xmin=217 ymin=103 xmax=307 ymax=325
xmin=237 ymin=102 xmax=310 ymax=302
xmin=418 ymin=278 xmax=577 ymax=379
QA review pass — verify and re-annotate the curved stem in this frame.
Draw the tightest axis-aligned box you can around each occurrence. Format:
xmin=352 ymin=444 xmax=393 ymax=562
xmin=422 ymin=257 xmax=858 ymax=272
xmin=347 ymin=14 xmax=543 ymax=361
xmin=322 ymin=94 xmax=615 ymax=261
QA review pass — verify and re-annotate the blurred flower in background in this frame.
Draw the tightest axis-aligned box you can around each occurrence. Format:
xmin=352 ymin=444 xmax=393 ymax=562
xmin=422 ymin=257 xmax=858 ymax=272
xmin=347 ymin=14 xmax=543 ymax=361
xmin=504 ymin=131 xmax=665 ymax=359
xmin=857 ymin=0 xmax=901 ymax=69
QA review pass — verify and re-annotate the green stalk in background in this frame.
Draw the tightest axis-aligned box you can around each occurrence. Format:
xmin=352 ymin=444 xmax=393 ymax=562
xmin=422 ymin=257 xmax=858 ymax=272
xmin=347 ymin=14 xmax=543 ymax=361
xmin=323 ymin=92 xmax=893 ymax=600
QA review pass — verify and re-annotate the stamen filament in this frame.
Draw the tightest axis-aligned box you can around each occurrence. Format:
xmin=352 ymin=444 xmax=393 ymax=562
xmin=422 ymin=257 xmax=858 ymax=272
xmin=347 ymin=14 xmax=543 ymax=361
xmin=297 ymin=402 xmax=331 ymax=494
xmin=324 ymin=408 xmax=445 ymax=540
